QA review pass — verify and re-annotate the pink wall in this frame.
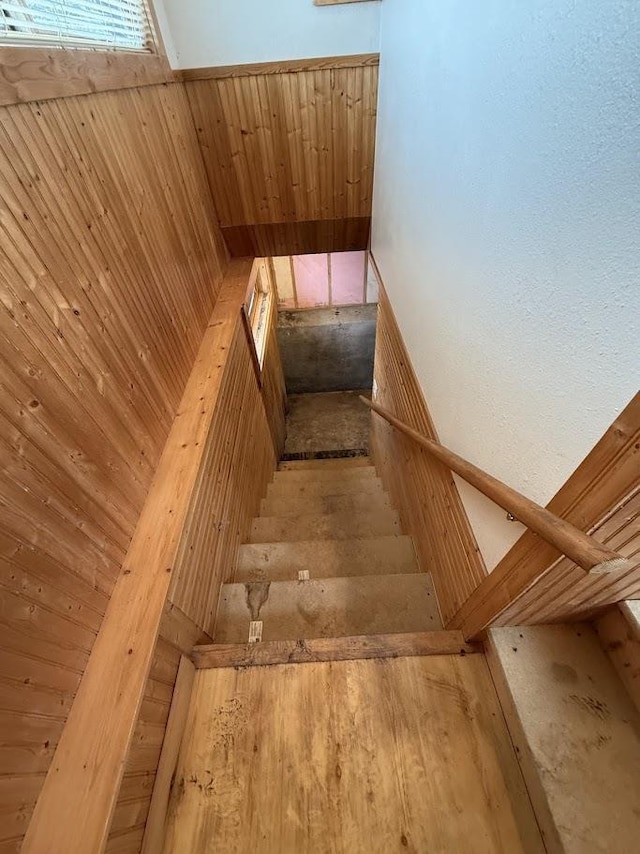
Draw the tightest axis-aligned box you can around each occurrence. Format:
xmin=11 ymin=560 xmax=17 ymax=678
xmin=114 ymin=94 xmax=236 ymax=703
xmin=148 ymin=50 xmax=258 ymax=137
xmin=279 ymin=251 xmax=370 ymax=310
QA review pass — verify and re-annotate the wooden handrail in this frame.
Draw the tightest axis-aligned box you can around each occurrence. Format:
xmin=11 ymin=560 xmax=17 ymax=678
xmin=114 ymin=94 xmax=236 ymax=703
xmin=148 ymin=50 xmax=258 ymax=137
xmin=361 ymin=396 xmax=630 ymax=575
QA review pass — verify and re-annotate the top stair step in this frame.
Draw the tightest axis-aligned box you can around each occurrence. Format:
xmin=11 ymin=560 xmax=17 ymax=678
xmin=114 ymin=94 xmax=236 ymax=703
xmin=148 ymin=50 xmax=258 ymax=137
xmin=278 ymin=457 xmax=372 ymax=471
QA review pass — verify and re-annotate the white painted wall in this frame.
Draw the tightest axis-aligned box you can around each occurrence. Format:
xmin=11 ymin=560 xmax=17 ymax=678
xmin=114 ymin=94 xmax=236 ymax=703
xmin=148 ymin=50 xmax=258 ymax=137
xmin=155 ymin=0 xmax=381 ymax=69
xmin=372 ymin=0 xmax=640 ymax=570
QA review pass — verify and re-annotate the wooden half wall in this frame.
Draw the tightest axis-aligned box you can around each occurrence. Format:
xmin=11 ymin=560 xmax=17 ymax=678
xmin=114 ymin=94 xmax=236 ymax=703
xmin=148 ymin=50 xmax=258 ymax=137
xmin=20 ymin=261 xmax=282 ymax=853
xmin=180 ymin=54 xmax=379 ymax=256
xmin=370 ymin=282 xmax=487 ymax=626
xmin=0 ymin=82 xmax=227 ymax=852
xmin=107 ymin=261 xmax=284 ymax=852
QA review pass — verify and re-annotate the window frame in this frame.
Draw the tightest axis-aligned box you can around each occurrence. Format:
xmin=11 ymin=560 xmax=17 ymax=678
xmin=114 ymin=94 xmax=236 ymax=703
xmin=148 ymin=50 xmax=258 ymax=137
xmin=0 ymin=0 xmax=170 ymax=107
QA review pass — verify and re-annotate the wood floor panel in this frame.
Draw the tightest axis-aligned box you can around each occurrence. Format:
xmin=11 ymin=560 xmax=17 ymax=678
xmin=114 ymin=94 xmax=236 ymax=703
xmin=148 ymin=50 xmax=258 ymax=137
xmin=164 ymin=656 xmax=542 ymax=853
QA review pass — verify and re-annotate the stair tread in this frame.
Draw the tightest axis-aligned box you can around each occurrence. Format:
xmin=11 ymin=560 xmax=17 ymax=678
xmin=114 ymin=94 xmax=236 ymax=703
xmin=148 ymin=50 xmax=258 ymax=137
xmin=193 ymin=631 xmax=479 ymax=668
xmin=236 ymin=535 xmax=418 ymax=581
xmin=214 ymin=573 xmax=441 ymax=643
xmin=267 ymin=479 xmax=386 ymax=500
xmin=278 ymin=457 xmax=372 ymax=471
xmin=249 ymin=508 xmax=400 ymax=542
xmin=260 ymin=489 xmax=391 ymax=518
xmin=487 ymin=624 xmax=640 ymax=853
xmin=273 ymin=467 xmax=377 ymax=482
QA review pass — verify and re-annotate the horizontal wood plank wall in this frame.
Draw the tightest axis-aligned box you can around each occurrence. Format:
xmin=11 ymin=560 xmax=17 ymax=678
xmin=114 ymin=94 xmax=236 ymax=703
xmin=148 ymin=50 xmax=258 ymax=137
xmin=370 ymin=284 xmax=487 ymax=625
xmin=450 ymin=392 xmax=640 ymax=636
xmin=167 ymin=320 xmax=276 ymax=634
xmin=183 ymin=55 xmax=378 ymax=256
xmin=0 ymin=83 xmax=227 ymax=852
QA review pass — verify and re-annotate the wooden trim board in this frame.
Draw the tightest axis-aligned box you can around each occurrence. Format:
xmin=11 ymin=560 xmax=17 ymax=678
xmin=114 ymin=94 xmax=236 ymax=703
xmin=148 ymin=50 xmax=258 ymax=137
xmin=141 ymin=655 xmax=196 ymax=854
xmin=450 ymin=392 xmax=640 ymax=637
xmin=176 ymin=52 xmax=379 ymax=81
xmin=192 ymin=632 xmax=479 ymax=669
xmin=0 ymin=46 xmax=172 ymax=106
xmin=20 ymin=261 xmax=253 ymax=854
xmin=370 ymin=279 xmax=487 ymax=624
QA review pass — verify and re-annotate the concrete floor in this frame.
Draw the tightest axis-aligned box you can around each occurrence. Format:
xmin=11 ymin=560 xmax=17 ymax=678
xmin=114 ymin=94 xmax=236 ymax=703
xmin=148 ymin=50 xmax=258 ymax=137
xmin=283 ymin=390 xmax=371 ymax=458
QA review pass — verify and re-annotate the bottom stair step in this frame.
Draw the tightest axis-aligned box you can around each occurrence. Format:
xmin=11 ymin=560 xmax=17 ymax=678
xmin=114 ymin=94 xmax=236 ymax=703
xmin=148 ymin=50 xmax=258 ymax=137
xmin=193 ymin=631 xmax=479 ymax=669
xmin=214 ymin=573 xmax=442 ymax=643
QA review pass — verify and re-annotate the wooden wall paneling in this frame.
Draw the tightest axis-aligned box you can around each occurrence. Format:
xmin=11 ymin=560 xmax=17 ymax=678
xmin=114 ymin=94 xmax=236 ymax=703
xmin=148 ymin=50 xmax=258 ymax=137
xmin=496 ymin=486 xmax=640 ymax=625
xmin=220 ymin=218 xmax=371 ymax=257
xmin=108 ymin=638 xmax=182 ymax=853
xmin=167 ymin=319 xmax=276 ymax=633
xmin=184 ymin=55 xmax=378 ymax=256
xmin=18 ymin=262 xmax=253 ymax=854
xmin=595 ymin=604 xmax=640 ymax=712
xmin=140 ymin=655 xmax=195 ymax=854
xmin=110 ymin=261 xmax=279 ymax=848
xmin=0 ymin=81 xmax=227 ymax=853
xmin=450 ymin=392 xmax=640 ymax=637
xmin=370 ymin=282 xmax=487 ymax=625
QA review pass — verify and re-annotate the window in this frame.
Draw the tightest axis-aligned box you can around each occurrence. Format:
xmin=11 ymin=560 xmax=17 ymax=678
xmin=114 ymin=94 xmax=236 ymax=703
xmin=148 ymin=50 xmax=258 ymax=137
xmin=0 ymin=1 xmax=154 ymax=51
xmin=244 ymin=259 xmax=274 ymax=372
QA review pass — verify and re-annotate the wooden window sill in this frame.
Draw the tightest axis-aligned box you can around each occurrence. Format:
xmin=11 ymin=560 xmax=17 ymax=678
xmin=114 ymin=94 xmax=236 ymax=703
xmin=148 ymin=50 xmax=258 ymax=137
xmin=0 ymin=46 xmax=173 ymax=107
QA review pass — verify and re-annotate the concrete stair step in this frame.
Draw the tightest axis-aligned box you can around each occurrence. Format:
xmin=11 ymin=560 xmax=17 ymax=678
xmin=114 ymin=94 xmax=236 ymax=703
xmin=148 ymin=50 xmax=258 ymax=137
xmin=236 ymin=535 xmax=419 ymax=581
xmin=249 ymin=508 xmax=401 ymax=543
xmin=260 ymin=489 xmax=391 ymax=518
xmin=192 ymin=631 xmax=479 ymax=669
xmin=267 ymin=477 xmax=385 ymax=500
xmin=487 ymin=624 xmax=640 ymax=854
xmin=278 ymin=457 xmax=372 ymax=471
xmin=272 ymin=467 xmax=377 ymax=483
xmin=214 ymin=573 xmax=442 ymax=643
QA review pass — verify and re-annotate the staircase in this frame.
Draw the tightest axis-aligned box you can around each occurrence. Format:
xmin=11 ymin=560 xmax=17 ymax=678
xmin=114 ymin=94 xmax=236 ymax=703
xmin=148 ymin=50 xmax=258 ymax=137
xmin=212 ymin=457 xmax=459 ymax=649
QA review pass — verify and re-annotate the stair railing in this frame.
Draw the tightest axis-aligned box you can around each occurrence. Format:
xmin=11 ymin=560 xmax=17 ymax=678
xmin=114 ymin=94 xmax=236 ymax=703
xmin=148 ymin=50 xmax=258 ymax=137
xmin=360 ymin=396 xmax=630 ymax=577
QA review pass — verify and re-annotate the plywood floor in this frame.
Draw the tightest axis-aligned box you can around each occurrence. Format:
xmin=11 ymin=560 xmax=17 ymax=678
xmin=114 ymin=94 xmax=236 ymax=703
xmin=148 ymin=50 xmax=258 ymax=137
xmin=164 ymin=655 xmax=543 ymax=853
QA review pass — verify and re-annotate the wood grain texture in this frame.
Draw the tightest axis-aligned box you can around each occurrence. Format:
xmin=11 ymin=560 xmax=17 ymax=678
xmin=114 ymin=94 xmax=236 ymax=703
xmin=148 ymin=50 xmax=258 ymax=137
xmin=370 ymin=282 xmax=487 ymax=625
xmin=192 ymin=631 xmax=478 ymax=668
xmin=185 ymin=59 xmax=378 ymax=255
xmin=108 ymin=638 xmax=182 ymax=854
xmin=0 ymin=47 xmax=172 ymax=107
xmin=364 ymin=396 xmax=630 ymax=574
xmin=166 ymin=316 xmax=276 ymax=633
xmin=451 ymin=392 xmax=640 ymax=636
xmin=0 ymin=82 xmax=227 ymax=853
xmin=110 ymin=264 xmax=282 ymax=851
xmin=595 ymin=604 xmax=640 ymax=712
xmin=495 ymin=487 xmax=640 ymax=625
xmin=19 ymin=262 xmax=267 ymax=854
xmin=164 ymin=656 xmax=543 ymax=853
xmin=141 ymin=656 xmax=195 ymax=854
xmin=176 ymin=53 xmax=379 ymax=81
xmin=221 ymin=218 xmax=371 ymax=257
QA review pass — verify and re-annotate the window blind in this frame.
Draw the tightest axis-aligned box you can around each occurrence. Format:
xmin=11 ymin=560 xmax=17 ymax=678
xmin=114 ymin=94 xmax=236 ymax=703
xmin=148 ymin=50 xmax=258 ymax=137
xmin=0 ymin=1 xmax=153 ymax=51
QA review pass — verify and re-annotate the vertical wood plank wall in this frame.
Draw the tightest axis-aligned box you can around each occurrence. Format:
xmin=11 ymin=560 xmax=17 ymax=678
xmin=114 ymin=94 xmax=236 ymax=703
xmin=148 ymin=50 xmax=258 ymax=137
xmin=182 ymin=56 xmax=379 ymax=256
xmin=107 ymin=637 xmax=181 ymax=854
xmin=166 ymin=320 xmax=278 ymax=635
xmin=0 ymin=84 xmax=228 ymax=852
xmin=370 ymin=285 xmax=487 ymax=625
xmin=108 ymin=265 xmax=284 ymax=852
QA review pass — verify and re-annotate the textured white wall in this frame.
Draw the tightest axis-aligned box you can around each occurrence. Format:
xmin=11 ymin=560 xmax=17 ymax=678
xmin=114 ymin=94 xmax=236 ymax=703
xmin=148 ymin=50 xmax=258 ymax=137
xmin=372 ymin=0 xmax=640 ymax=570
xmin=156 ymin=0 xmax=381 ymax=69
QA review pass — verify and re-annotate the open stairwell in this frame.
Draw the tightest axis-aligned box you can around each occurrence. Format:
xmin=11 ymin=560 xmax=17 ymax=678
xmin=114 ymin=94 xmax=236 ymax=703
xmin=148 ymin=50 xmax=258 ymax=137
xmin=162 ymin=457 xmax=546 ymax=853
xmin=212 ymin=457 xmax=459 ymax=650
